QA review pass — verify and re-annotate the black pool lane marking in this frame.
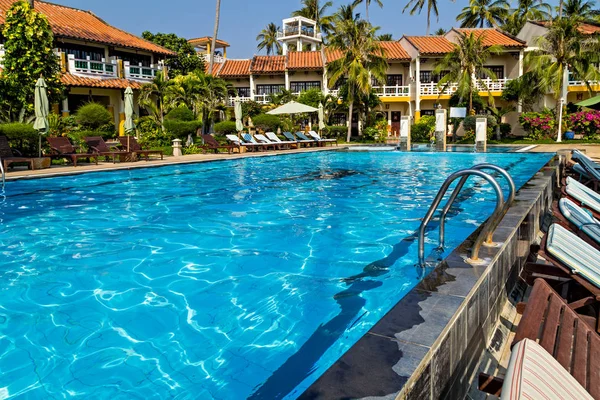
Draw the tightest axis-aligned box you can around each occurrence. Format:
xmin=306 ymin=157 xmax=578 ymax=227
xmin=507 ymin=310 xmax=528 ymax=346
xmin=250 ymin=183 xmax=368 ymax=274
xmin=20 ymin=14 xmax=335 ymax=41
xmin=248 ymin=157 xmax=526 ymax=400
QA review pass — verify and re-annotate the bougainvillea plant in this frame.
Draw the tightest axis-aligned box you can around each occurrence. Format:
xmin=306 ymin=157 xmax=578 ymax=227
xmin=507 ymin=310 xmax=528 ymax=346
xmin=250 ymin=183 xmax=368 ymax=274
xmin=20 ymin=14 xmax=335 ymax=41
xmin=568 ymin=110 xmax=600 ymax=138
xmin=519 ymin=109 xmax=556 ymax=140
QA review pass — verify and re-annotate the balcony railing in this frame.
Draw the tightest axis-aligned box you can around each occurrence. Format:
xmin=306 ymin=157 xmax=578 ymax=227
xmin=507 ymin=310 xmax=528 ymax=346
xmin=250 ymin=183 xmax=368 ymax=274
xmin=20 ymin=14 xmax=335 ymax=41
xmin=569 ymin=80 xmax=600 ymax=87
xmin=420 ymin=78 xmax=511 ymax=96
xmin=277 ymin=28 xmax=322 ymax=40
xmin=420 ymin=82 xmax=459 ymax=96
xmin=254 ymin=94 xmax=272 ymax=104
xmin=227 ymin=96 xmax=252 ymax=106
xmin=201 ymin=53 xmax=225 ymax=64
xmin=373 ymin=85 xmax=410 ymax=97
xmin=124 ymin=61 xmax=161 ymax=81
xmin=475 ymin=78 xmax=510 ymax=91
xmin=67 ymin=54 xmax=117 ymax=78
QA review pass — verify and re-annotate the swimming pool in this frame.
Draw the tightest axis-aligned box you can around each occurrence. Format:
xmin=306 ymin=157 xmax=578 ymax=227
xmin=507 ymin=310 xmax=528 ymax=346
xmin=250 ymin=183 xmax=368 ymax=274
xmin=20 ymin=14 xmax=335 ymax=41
xmin=0 ymin=151 xmax=552 ymax=399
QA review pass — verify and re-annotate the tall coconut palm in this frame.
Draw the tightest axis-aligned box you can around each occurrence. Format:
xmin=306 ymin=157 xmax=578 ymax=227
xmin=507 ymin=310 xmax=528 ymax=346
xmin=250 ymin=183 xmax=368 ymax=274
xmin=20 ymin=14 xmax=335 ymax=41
xmin=139 ymin=71 xmax=175 ymax=131
xmin=208 ymin=0 xmax=221 ymax=75
xmin=352 ymin=0 xmax=384 ymax=22
xmin=456 ymin=0 xmax=510 ymax=28
xmin=167 ymin=74 xmax=207 ymax=118
xmin=501 ymin=0 xmax=551 ymax=35
xmin=561 ymin=0 xmax=598 ymax=20
xmin=377 ymin=33 xmax=393 ymax=40
xmin=292 ymin=0 xmax=334 ymax=36
xmin=433 ymin=32 xmax=503 ymax=111
xmin=527 ymin=17 xmax=600 ymax=138
xmin=193 ymin=71 xmax=231 ymax=133
xmin=403 ymin=0 xmax=440 ymax=35
xmin=327 ymin=6 xmax=388 ymax=141
xmin=256 ymin=23 xmax=283 ymax=55
xmin=433 ymin=28 xmax=447 ymax=35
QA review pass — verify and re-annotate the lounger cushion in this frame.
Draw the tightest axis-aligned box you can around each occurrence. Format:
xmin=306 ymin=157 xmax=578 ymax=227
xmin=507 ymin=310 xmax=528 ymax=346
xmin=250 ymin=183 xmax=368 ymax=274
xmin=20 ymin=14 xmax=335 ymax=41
xmin=559 ymin=198 xmax=600 ymax=244
xmin=546 ymin=223 xmax=600 ymax=287
xmin=565 ymin=176 xmax=600 ymax=213
xmin=501 ymin=339 xmax=592 ymax=400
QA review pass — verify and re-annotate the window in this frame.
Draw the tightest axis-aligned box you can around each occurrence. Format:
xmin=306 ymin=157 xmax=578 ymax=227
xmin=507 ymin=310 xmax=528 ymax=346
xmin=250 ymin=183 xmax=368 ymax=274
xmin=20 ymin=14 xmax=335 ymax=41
xmin=256 ymin=84 xmax=285 ymax=95
xmin=420 ymin=71 xmax=449 ymax=83
xmin=479 ymin=66 xmax=504 ymax=80
xmin=387 ymin=75 xmax=403 ymax=86
xmin=111 ymin=50 xmax=152 ymax=67
xmin=58 ymin=43 xmax=104 ymax=61
xmin=237 ymin=87 xmax=251 ymax=97
xmin=330 ymin=113 xmax=347 ymax=126
xmin=290 ymin=81 xmax=321 ymax=92
xmin=421 ymin=110 xmax=435 ymax=116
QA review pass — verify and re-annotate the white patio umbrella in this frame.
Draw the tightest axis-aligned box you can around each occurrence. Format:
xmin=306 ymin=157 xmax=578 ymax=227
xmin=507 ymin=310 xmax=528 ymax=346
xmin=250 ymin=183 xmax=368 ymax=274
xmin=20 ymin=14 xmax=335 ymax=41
xmin=33 ymin=76 xmax=49 ymax=157
xmin=234 ymin=96 xmax=243 ymax=139
xmin=318 ymin=102 xmax=326 ymax=132
xmin=124 ymin=86 xmax=135 ymax=151
xmin=267 ymin=101 xmax=318 ymax=115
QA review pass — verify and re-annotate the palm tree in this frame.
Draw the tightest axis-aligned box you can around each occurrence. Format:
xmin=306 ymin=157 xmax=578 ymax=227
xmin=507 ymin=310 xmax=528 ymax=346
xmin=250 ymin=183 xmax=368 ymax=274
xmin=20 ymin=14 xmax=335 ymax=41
xmin=271 ymin=89 xmax=298 ymax=105
xmin=167 ymin=74 xmax=207 ymax=118
xmin=378 ymin=33 xmax=393 ymax=40
xmin=433 ymin=32 xmax=503 ymax=111
xmin=403 ymin=0 xmax=440 ymax=35
xmin=193 ymin=71 xmax=231 ymax=133
xmin=456 ymin=0 xmax=510 ymax=28
xmin=527 ymin=17 xmax=600 ymax=138
xmin=208 ymin=0 xmax=221 ymax=75
xmin=433 ymin=28 xmax=447 ymax=35
xmin=139 ymin=71 xmax=175 ymax=131
xmin=327 ymin=6 xmax=388 ymax=141
xmin=256 ymin=23 xmax=283 ymax=55
xmin=501 ymin=0 xmax=551 ymax=35
xmin=352 ymin=0 xmax=384 ymax=22
xmin=561 ymin=0 xmax=598 ymax=20
xmin=292 ymin=0 xmax=334 ymax=36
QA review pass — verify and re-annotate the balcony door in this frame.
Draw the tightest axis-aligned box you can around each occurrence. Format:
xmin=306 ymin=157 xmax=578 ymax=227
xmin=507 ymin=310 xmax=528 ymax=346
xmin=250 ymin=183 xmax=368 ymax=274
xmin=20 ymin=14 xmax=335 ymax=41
xmin=479 ymin=66 xmax=504 ymax=80
xmin=387 ymin=75 xmax=403 ymax=86
xmin=391 ymin=111 xmax=401 ymax=136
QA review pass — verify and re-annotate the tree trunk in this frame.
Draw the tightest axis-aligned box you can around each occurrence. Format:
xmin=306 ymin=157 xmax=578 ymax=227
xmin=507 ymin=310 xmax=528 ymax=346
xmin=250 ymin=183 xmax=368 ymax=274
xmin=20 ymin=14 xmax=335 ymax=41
xmin=347 ymin=102 xmax=353 ymax=143
xmin=366 ymin=4 xmax=370 ymax=22
xmin=29 ymin=0 xmax=34 ymax=7
xmin=426 ymin=13 xmax=430 ymax=35
xmin=208 ymin=0 xmax=221 ymax=75
xmin=469 ymin=89 xmax=473 ymax=113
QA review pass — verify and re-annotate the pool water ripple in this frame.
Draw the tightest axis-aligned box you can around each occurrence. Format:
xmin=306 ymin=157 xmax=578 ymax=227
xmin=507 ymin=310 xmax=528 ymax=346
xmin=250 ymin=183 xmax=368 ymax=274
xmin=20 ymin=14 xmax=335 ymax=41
xmin=0 ymin=151 xmax=551 ymax=399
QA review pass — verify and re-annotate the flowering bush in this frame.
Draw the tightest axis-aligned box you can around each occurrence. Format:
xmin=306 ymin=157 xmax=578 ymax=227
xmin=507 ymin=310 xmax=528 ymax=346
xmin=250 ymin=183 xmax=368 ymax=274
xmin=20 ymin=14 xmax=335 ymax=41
xmin=568 ymin=110 xmax=600 ymax=138
xmin=520 ymin=110 xmax=556 ymax=140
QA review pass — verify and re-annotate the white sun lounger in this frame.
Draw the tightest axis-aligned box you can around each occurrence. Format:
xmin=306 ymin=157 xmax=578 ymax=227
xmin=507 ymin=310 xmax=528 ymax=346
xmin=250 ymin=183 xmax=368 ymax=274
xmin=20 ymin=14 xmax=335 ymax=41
xmin=254 ymin=134 xmax=287 ymax=150
xmin=565 ymin=176 xmax=600 ymax=213
xmin=545 ymin=223 xmax=600 ymax=288
xmin=225 ymin=134 xmax=264 ymax=151
xmin=308 ymin=131 xmax=338 ymax=146
xmin=265 ymin=132 xmax=296 ymax=148
xmin=559 ymin=198 xmax=600 ymax=244
xmin=500 ymin=339 xmax=593 ymax=400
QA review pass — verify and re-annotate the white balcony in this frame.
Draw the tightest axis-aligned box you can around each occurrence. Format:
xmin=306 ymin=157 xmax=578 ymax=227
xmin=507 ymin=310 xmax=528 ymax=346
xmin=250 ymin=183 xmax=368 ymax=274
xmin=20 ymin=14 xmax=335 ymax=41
xmin=253 ymin=94 xmax=272 ymax=104
xmin=420 ymin=82 xmax=459 ymax=96
xmin=67 ymin=54 xmax=117 ymax=78
xmin=124 ymin=61 xmax=162 ymax=81
xmin=373 ymin=85 xmax=410 ymax=97
xmin=569 ymin=80 xmax=600 ymax=87
xmin=227 ymin=96 xmax=252 ymax=106
xmin=201 ymin=53 xmax=225 ymax=64
xmin=475 ymin=78 xmax=511 ymax=92
xmin=277 ymin=29 xmax=322 ymax=41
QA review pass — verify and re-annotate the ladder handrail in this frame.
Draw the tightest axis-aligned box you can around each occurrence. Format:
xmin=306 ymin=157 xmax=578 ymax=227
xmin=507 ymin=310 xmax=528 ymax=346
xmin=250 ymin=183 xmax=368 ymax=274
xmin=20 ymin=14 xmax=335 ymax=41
xmin=0 ymin=157 xmax=4 ymax=191
xmin=418 ymin=169 xmax=504 ymax=266
xmin=439 ymin=164 xmax=515 ymax=248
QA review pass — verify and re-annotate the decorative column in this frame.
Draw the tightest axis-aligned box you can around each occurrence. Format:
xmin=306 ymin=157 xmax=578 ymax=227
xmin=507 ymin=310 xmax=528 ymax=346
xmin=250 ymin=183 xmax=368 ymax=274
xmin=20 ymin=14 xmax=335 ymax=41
xmin=475 ymin=117 xmax=487 ymax=152
xmin=434 ymin=108 xmax=447 ymax=151
xmin=250 ymin=74 xmax=255 ymax=100
xmin=61 ymin=97 xmax=69 ymax=117
xmin=285 ymin=70 xmax=290 ymax=91
xmin=415 ymin=57 xmax=421 ymax=122
xmin=517 ymin=50 xmax=524 ymax=112
xmin=399 ymin=116 xmax=411 ymax=151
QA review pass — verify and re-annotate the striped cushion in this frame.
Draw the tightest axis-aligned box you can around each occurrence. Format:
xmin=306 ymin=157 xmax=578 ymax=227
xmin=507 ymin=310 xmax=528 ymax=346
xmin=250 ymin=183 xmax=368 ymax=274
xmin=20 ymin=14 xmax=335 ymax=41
xmin=566 ymin=176 xmax=600 ymax=213
xmin=501 ymin=339 xmax=593 ymax=400
xmin=559 ymin=198 xmax=600 ymax=244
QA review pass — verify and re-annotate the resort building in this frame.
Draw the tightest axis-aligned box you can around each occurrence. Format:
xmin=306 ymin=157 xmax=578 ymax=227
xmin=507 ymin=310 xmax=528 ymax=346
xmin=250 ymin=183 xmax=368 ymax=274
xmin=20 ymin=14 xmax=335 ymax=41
xmin=0 ymin=0 xmax=174 ymax=127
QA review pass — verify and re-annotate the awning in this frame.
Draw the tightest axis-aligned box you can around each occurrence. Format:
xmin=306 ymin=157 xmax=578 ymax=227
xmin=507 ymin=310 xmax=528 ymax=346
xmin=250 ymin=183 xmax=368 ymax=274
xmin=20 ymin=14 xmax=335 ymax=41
xmin=576 ymin=95 xmax=600 ymax=109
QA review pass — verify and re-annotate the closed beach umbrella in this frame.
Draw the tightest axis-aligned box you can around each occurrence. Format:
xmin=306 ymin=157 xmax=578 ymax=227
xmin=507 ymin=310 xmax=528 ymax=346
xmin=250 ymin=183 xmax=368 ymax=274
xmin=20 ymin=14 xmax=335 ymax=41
xmin=318 ymin=102 xmax=326 ymax=131
xmin=234 ymin=96 xmax=243 ymax=139
xmin=33 ymin=76 xmax=49 ymax=157
xmin=124 ymin=87 xmax=135 ymax=150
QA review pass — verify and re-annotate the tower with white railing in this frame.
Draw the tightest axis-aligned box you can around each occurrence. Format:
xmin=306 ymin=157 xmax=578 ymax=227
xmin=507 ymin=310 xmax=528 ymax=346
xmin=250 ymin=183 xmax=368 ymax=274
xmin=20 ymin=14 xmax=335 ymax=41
xmin=277 ymin=17 xmax=322 ymax=55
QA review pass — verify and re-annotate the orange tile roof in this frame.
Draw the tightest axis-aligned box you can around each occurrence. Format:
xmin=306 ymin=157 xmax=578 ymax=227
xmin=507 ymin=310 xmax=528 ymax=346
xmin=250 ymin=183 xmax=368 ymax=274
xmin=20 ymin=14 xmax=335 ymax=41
xmin=531 ymin=20 xmax=600 ymax=35
xmin=204 ymin=62 xmax=224 ymax=75
xmin=250 ymin=55 xmax=286 ymax=74
xmin=379 ymin=41 xmax=411 ymax=60
xmin=188 ymin=37 xmax=230 ymax=48
xmin=218 ymin=59 xmax=251 ymax=77
xmin=325 ymin=49 xmax=344 ymax=63
xmin=403 ymin=36 xmax=455 ymax=55
xmin=287 ymin=51 xmax=323 ymax=70
xmin=454 ymin=28 xmax=526 ymax=48
xmin=0 ymin=0 xmax=175 ymax=56
xmin=61 ymin=73 xmax=143 ymax=89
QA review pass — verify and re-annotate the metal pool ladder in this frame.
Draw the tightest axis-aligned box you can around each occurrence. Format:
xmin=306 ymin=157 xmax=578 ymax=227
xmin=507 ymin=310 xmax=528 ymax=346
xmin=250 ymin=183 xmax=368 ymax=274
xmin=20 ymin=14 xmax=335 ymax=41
xmin=418 ymin=164 xmax=515 ymax=267
xmin=0 ymin=157 xmax=5 ymax=191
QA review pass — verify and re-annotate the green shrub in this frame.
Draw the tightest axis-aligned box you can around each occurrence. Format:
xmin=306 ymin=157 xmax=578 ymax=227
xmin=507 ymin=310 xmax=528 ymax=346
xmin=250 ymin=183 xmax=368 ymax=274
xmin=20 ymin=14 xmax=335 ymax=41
xmin=252 ymin=114 xmax=281 ymax=132
xmin=462 ymin=115 xmax=497 ymax=133
xmin=411 ymin=115 xmax=436 ymax=142
xmin=166 ymin=106 xmax=194 ymax=121
xmin=214 ymin=121 xmax=238 ymax=135
xmin=362 ymin=126 xmax=380 ymax=141
xmin=75 ymin=102 xmax=112 ymax=130
xmin=183 ymin=144 xmax=205 ymax=155
xmin=241 ymin=101 xmax=264 ymax=118
xmin=500 ymin=123 xmax=512 ymax=137
xmin=323 ymin=126 xmax=347 ymax=138
xmin=0 ymin=122 xmax=38 ymax=156
xmin=163 ymin=119 xmax=202 ymax=141
xmin=520 ymin=109 xmax=556 ymax=140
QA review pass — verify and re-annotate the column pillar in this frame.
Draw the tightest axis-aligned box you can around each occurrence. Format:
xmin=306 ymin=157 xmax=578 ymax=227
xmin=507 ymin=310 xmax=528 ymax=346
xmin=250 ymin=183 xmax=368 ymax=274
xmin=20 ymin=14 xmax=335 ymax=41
xmin=475 ymin=117 xmax=487 ymax=152
xmin=250 ymin=74 xmax=255 ymax=100
xmin=283 ymin=42 xmax=288 ymax=56
xmin=322 ymin=66 xmax=329 ymax=95
xmin=435 ymin=108 xmax=447 ymax=151
xmin=285 ymin=70 xmax=290 ymax=91
xmin=400 ymin=116 xmax=411 ymax=151
xmin=415 ymin=57 xmax=421 ymax=122
xmin=297 ymin=39 xmax=302 ymax=52
xmin=61 ymin=97 xmax=69 ymax=117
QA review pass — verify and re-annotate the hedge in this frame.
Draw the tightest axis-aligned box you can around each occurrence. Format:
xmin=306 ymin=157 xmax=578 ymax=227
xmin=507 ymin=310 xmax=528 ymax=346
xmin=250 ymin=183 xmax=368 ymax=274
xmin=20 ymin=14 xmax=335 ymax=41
xmin=166 ymin=106 xmax=194 ymax=121
xmin=0 ymin=122 xmax=38 ymax=156
xmin=75 ymin=102 xmax=112 ymax=130
xmin=252 ymin=114 xmax=281 ymax=132
xmin=163 ymin=119 xmax=202 ymax=141
xmin=214 ymin=121 xmax=238 ymax=135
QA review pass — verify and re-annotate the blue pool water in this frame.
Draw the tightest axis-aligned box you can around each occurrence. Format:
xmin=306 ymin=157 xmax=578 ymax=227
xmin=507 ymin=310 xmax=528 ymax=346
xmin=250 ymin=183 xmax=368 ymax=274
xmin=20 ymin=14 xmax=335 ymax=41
xmin=0 ymin=151 xmax=552 ymax=399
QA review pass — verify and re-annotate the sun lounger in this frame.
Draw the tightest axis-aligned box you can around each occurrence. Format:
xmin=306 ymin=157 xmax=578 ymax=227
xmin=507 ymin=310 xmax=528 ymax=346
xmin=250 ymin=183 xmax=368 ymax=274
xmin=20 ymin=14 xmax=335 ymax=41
xmin=0 ymin=135 xmax=35 ymax=170
xmin=254 ymin=134 xmax=287 ymax=150
xmin=308 ymin=131 xmax=338 ymax=146
xmin=283 ymin=132 xmax=312 ymax=148
xmin=47 ymin=136 xmax=98 ymax=167
xmin=118 ymin=136 xmax=163 ymax=160
xmin=295 ymin=132 xmax=318 ymax=146
xmin=572 ymin=150 xmax=600 ymax=190
xmin=201 ymin=134 xmax=238 ymax=154
xmin=84 ymin=136 xmax=131 ymax=163
xmin=242 ymin=133 xmax=273 ymax=151
xmin=479 ymin=279 xmax=599 ymax=398
xmin=555 ymin=198 xmax=600 ymax=246
xmin=265 ymin=132 xmax=297 ymax=149
xmin=225 ymin=134 xmax=263 ymax=152
xmin=562 ymin=176 xmax=600 ymax=219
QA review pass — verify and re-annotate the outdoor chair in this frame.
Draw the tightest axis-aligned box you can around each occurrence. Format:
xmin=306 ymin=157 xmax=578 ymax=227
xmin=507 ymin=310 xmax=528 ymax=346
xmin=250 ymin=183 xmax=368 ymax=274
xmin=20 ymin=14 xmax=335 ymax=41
xmin=47 ymin=136 xmax=98 ymax=167
xmin=201 ymin=134 xmax=238 ymax=154
xmin=84 ymin=136 xmax=132 ymax=163
xmin=554 ymin=197 xmax=600 ymax=247
xmin=572 ymin=150 xmax=600 ymax=190
xmin=254 ymin=134 xmax=288 ymax=150
xmin=479 ymin=279 xmax=599 ymax=399
xmin=118 ymin=136 xmax=163 ymax=160
xmin=0 ymin=135 xmax=35 ymax=171
xmin=562 ymin=176 xmax=600 ymax=219
xmin=265 ymin=132 xmax=297 ymax=149
xmin=283 ymin=132 xmax=312 ymax=148
xmin=295 ymin=132 xmax=318 ymax=146
xmin=225 ymin=134 xmax=263 ymax=152
xmin=307 ymin=131 xmax=338 ymax=146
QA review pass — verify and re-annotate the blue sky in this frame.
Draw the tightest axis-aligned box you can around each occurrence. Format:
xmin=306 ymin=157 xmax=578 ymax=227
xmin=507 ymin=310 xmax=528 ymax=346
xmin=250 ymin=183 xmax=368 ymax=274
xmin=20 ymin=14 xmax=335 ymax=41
xmin=51 ymin=0 xmax=558 ymax=59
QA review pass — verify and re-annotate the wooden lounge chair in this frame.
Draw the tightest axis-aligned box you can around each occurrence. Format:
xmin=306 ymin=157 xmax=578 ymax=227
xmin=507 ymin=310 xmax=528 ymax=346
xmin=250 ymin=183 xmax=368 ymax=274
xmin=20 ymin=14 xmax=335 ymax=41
xmin=254 ymin=134 xmax=287 ymax=150
xmin=0 ymin=135 xmax=35 ymax=171
xmin=308 ymin=131 xmax=338 ymax=147
xmin=201 ymin=134 xmax=238 ymax=154
xmin=561 ymin=176 xmax=600 ymax=220
xmin=242 ymin=133 xmax=274 ymax=150
xmin=118 ymin=136 xmax=163 ymax=160
xmin=553 ymin=198 xmax=600 ymax=248
xmin=84 ymin=136 xmax=131 ymax=163
xmin=47 ymin=136 xmax=98 ymax=167
xmin=479 ymin=279 xmax=599 ymax=399
xmin=225 ymin=134 xmax=263 ymax=152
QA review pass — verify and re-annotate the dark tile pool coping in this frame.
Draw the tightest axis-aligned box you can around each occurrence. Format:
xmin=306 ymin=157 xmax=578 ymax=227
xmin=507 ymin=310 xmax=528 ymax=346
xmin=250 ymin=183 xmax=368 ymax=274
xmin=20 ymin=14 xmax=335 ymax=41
xmin=300 ymin=159 xmax=558 ymax=400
